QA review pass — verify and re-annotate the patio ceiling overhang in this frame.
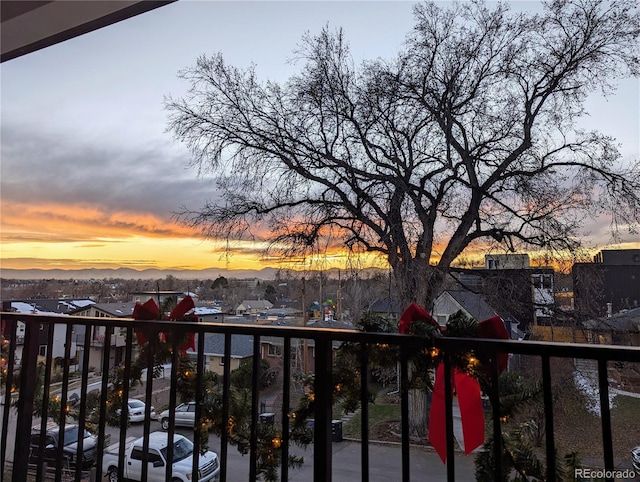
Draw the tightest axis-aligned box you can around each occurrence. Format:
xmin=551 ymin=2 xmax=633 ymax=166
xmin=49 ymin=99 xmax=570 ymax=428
xmin=1 ymin=0 xmax=176 ymax=63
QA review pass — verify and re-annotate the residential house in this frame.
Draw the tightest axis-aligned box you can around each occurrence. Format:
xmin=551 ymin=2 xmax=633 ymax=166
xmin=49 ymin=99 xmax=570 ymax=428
xmin=485 ymin=253 xmax=530 ymax=269
xmin=432 ymin=290 xmax=522 ymax=340
xmin=447 ymin=253 xmax=555 ymax=329
xmin=73 ymin=301 xmax=222 ymax=372
xmin=4 ymin=299 xmax=96 ymax=369
xmin=260 ymin=307 xmax=302 ymax=323
xmin=369 ymin=298 xmax=404 ymax=321
xmin=71 ymin=302 xmax=137 ymax=371
xmin=235 ymin=300 xmax=273 ymax=317
xmin=194 ymin=305 xmax=224 ymax=323
xmin=582 ymin=307 xmax=640 ymax=346
xmin=483 ymin=254 xmax=554 ymax=326
xmin=202 ymin=332 xmax=253 ymax=375
xmin=581 ymin=307 xmax=640 ymax=392
xmin=262 ymin=318 xmax=355 ymax=373
xmin=573 ymin=249 xmax=640 ymax=318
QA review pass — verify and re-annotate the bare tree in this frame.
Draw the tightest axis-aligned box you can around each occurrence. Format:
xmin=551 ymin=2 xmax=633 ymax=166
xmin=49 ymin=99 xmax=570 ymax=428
xmin=166 ymin=0 xmax=639 ymax=309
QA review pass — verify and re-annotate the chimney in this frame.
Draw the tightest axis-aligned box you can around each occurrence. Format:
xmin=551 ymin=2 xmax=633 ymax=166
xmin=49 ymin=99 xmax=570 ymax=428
xmin=606 ymin=303 xmax=612 ymax=318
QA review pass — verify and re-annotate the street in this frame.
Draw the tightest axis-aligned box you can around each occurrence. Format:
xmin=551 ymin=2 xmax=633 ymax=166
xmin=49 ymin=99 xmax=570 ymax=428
xmin=103 ymin=419 xmax=477 ymax=482
xmin=2 ymin=406 xmax=477 ymax=481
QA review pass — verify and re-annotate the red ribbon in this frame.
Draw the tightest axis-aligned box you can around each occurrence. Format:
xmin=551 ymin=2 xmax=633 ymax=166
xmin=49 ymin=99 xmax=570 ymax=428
xmin=428 ymin=314 xmax=509 ymax=463
xmin=429 ymin=365 xmax=484 ymax=462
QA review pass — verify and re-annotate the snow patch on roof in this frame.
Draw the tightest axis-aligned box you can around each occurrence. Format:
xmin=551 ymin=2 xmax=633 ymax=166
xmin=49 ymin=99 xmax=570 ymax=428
xmin=11 ymin=302 xmax=62 ymax=316
xmin=194 ymin=307 xmax=222 ymax=315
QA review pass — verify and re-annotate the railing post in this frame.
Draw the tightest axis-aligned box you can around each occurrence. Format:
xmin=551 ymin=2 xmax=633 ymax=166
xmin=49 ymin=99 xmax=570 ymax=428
xmin=193 ymin=330 xmax=206 ymax=481
xmin=444 ymin=353 xmax=455 ymax=482
xmin=165 ymin=335 xmax=179 ymax=481
xmin=280 ymin=337 xmax=292 ymax=482
xmin=220 ymin=333 xmax=232 ymax=482
xmin=36 ymin=322 xmax=55 ymax=482
xmin=314 ymin=338 xmax=332 ymax=482
xmin=74 ymin=324 xmax=93 ymax=482
xmin=542 ymin=355 xmax=556 ymax=482
xmin=360 ymin=343 xmax=370 ymax=482
xmin=490 ymin=354 xmax=503 ymax=481
xmin=249 ymin=335 xmax=261 ymax=481
xmin=598 ymin=359 xmax=614 ymax=482
xmin=118 ymin=326 xmax=134 ymax=481
xmin=95 ymin=325 xmax=113 ymax=480
xmin=400 ymin=347 xmax=410 ymax=482
xmin=0 ymin=318 xmax=16 ymax=475
xmin=13 ymin=318 xmax=39 ymax=482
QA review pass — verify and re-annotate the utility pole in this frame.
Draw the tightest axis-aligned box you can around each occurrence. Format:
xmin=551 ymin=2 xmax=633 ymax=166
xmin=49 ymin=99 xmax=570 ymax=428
xmin=336 ymin=269 xmax=342 ymax=322
xmin=301 ymin=277 xmax=308 ymax=374
xmin=319 ymin=271 xmax=323 ymax=318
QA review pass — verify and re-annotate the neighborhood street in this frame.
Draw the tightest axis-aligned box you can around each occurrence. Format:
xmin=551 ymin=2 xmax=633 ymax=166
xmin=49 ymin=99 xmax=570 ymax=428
xmin=2 ymin=404 xmax=476 ymax=481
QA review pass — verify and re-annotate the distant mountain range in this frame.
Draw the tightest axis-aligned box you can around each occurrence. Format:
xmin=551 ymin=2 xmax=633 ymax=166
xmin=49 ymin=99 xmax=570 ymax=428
xmin=0 ymin=267 xmax=281 ymax=280
xmin=0 ymin=266 xmax=380 ymax=280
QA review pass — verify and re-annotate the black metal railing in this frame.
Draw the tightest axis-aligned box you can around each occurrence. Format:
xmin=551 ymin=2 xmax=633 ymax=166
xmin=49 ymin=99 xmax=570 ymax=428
xmin=1 ymin=312 xmax=639 ymax=482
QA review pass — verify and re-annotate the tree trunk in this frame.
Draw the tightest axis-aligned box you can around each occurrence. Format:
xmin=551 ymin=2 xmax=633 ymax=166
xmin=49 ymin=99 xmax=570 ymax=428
xmin=390 ymin=259 xmax=445 ymax=438
xmin=392 ymin=257 xmax=445 ymax=310
xmin=408 ymin=388 xmax=428 ymax=439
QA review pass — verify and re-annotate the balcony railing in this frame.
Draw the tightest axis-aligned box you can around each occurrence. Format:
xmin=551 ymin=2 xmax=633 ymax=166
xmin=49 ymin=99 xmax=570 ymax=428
xmin=1 ymin=312 xmax=639 ymax=482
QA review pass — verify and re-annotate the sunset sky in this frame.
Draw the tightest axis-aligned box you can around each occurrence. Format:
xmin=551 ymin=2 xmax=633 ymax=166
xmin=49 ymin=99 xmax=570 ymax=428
xmin=1 ymin=1 xmax=639 ymax=274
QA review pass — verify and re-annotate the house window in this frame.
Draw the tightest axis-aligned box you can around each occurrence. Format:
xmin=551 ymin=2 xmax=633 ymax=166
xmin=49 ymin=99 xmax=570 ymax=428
xmin=219 ymin=357 xmax=225 ymax=366
xmin=532 ymin=274 xmax=552 ymax=290
xmin=268 ymin=344 xmax=283 ymax=357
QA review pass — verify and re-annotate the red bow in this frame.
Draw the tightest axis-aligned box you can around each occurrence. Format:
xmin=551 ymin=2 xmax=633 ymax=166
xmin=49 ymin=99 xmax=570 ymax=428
xmin=428 ymin=315 xmax=509 ymax=463
xmin=132 ymin=299 xmax=160 ymax=345
xmin=133 ymin=296 xmax=197 ymax=353
xmin=168 ymin=296 xmax=197 ymax=352
xmin=398 ymin=303 xmax=440 ymax=334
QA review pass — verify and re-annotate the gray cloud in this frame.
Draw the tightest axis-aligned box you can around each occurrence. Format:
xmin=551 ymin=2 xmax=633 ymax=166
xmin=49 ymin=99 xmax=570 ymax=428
xmin=1 ymin=121 xmax=219 ymax=221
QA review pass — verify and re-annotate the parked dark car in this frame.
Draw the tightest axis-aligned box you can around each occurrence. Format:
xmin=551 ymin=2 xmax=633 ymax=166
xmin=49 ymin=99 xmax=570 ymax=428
xmin=29 ymin=423 xmax=98 ymax=469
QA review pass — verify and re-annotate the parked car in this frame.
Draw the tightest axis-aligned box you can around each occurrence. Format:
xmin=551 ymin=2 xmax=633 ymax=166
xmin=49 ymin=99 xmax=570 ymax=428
xmin=158 ymin=401 xmax=197 ymax=430
xmin=102 ymin=432 xmax=220 ymax=482
xmin=29 ymin=422 xmax=98 ymax=469
xmin=631 ymin=446 xmax=640 ymax=471
xmin=118 ymin=399 xmax=156 ymax=423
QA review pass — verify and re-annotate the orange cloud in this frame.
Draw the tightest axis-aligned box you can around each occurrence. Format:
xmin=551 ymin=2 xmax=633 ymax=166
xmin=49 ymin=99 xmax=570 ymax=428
xmin=1 ymin=200 xmax=199 ymax=244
